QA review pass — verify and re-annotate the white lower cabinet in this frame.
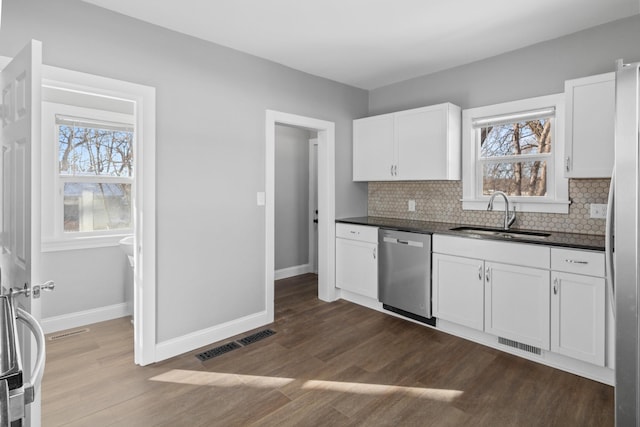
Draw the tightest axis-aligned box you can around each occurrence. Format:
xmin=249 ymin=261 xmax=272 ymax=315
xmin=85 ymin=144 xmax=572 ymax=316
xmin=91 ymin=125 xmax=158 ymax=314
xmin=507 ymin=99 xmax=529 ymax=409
xmin=433 ymin=235 xmax=550 ymax=351
xmin=485 ymin=262 xmax=550 ymax=350
xmin=550 ymin=247 xmax=606 ymax=366
xmin=432 ymin=235 xmax=609 ymax=373
xmin=335 ymin=224 xmax=378 ymax=299
xmin=432 ymin=253 xmax=484 ymax=331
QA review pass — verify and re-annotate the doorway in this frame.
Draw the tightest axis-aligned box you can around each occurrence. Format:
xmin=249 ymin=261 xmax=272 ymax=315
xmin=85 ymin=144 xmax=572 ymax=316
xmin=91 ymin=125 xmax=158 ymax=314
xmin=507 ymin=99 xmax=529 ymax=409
xmin=265 ymin=111 xmax=337 ymax=322
xmin=273 ymin=126 xmax=318 ymax=279
xmin=38 ymin=65 xmax=157 ymax=365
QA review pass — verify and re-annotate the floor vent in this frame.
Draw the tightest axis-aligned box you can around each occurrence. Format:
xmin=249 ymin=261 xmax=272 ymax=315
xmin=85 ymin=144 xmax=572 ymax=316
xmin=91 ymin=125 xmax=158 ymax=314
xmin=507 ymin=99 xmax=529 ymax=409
xmin=48 ymin=328 xmax=90 ymax=341
xmin=498 ymin=337 xmax=541 ymax=355
xmin=196 ymin=342 xmax=242 ymax=361
xmin=236 ymin=329 xmax=276 ymax=346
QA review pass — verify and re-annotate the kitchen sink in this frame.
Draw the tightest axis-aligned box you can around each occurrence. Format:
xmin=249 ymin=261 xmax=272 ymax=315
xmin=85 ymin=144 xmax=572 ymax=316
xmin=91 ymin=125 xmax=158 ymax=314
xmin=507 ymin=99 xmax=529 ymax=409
xmin=449 ymin=226 xmax=551 ymax=240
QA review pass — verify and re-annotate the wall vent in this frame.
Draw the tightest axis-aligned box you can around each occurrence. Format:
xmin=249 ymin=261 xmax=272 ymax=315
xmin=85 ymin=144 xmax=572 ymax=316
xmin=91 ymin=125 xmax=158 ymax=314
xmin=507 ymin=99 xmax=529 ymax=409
xmin=47 ymin=328 xmax=90 ymax=341
xmin=498 ymin=337 xmax=541 ymax=355
xmin=196 ymin=329 xmax=276 ymax=362
xmin=236 ymin=329 xmax=276 ymax=346
xmin=196 ymin=342 xmax=242 ymax=361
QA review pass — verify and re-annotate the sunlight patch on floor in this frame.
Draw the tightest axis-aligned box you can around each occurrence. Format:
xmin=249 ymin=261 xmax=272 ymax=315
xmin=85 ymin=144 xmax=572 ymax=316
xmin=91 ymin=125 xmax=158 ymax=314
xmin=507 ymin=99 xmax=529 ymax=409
xmin=150 ymin=369 xmax=463 ymax=401
xmin=150 ymin=369 xmax=295 ymax=388
xmin=301 ymin=379 xmax=463 ymax=401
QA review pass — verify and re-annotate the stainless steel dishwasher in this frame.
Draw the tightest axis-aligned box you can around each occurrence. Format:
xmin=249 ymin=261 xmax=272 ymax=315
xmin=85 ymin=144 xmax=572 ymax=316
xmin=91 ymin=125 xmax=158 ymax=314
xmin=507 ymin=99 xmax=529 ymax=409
xmin=378 ymin=229 xmax=435 ymax=326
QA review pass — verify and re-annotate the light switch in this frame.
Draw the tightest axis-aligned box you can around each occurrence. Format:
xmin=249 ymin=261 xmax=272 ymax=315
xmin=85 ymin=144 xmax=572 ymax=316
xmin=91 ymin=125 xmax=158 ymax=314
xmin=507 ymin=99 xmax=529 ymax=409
xmin=257 ymin=192 xmax=266 ymax=206
xmin=408 ymin=200 xmax=416 ymax=212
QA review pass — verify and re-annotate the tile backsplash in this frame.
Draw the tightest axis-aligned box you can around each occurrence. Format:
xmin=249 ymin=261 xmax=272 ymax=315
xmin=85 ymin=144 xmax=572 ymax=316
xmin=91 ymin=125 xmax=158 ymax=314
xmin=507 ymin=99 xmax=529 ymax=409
xmin=368 ymin=179 xmax=610 ymax=235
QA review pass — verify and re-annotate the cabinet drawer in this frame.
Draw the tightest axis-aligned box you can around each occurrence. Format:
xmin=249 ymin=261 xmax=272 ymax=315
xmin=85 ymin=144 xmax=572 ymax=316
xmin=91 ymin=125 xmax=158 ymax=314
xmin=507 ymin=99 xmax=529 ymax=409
xmin=433 ymin=234 xmax=550 ymax=269
xmin=336 ymin=223 xmax=378 ymax=243
xmin=551 ymin=248 xmax=604 ymax=277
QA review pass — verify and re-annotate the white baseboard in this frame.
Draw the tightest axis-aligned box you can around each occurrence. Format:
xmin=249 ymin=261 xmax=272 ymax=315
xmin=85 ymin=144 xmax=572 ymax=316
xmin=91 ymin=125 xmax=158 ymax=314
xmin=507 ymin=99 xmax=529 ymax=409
xmin=42 ymin=303 xmax=131 ymax=334
xmin=155 ymin=310 xmax=272 ymax=362
xmin=275 ymin=263 xmax=312 ymax=280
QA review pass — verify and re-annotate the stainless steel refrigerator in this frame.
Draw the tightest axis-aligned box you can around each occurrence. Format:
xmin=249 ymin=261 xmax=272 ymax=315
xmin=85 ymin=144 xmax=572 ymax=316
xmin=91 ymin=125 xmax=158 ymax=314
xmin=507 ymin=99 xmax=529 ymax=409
xmin=612 ymin=60 xmax=640 ymax=425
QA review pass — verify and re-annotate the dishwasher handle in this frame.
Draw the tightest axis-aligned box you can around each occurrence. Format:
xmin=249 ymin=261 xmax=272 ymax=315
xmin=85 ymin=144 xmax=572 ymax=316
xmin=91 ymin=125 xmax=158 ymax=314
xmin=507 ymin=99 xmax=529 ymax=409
xmin=382 ymin=236 xmax=424 ymax=248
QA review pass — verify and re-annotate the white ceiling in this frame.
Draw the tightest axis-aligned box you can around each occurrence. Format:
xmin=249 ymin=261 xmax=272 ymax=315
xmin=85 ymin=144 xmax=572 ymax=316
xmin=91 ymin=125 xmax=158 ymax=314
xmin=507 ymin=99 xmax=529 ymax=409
xmin=82 ymin=0 xmax=640 ymax=90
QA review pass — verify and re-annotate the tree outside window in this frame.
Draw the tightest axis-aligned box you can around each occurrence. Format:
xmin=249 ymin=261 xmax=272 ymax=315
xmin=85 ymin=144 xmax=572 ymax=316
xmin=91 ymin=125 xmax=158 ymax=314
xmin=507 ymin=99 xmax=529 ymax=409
xmin=57 ymin=118 xmax=133 ymax=233
xmin=479 ymin=118 xmax=552 ymax=197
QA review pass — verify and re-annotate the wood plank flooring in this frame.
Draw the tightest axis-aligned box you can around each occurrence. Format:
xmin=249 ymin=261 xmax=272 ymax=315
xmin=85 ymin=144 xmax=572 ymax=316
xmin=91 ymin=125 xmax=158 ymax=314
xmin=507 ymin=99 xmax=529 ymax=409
xmin=42 ymin=274 xmax=614 ymax=426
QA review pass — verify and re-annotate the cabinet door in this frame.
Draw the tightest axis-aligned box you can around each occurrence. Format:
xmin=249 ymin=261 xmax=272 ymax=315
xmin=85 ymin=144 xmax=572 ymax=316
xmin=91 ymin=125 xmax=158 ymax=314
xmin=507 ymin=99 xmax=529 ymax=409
xmin=564 ymin=73 xmax=615 ymax=178
xmin=485 ymin=262 xmax=550 ymax=350
xmin=551 ymin=272 xmax=605 ymax=366
xmin=432 ymin=253 xmax=484 ymax=330
xmin=336 ymin=238 xmax=378 ymax=299
xmin=353 ymin=114 xmax=395 ymax=181
xmin=396 ymin=106 xmax=446 ymax=180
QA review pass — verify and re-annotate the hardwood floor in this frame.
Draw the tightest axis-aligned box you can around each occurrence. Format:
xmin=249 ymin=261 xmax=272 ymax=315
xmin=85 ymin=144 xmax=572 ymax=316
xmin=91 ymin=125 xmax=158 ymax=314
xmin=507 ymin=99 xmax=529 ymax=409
xmin=42 ymin=274 xmax=614 ymax=426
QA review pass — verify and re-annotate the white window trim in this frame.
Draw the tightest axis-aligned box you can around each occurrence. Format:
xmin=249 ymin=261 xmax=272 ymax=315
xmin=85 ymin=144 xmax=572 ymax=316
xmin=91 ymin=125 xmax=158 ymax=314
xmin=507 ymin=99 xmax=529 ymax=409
xmin=461 ymin=93 xmax=569 ymax=214
xmin=42 ymin=101 xmax=135 ymax=251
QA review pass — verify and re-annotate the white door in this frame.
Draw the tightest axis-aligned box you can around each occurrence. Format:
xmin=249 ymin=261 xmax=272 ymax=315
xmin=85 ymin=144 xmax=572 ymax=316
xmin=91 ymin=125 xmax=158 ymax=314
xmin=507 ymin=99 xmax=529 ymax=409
xmin=335 ymin=237 xmax=378 ymax=299
xmin=551 ymin=271 xmax=605 ymax=365
xmin=485 ymin=262 xmax=550 ymax=350
xmin=308 ymin=138 xmax=318 ymax=273
xmin=396 ymin=106 xmax=447 ymax=180
xmin=0 ymin=40 xmax=43 ymax=426
xmin=352 ymin=114 xmax=395 ymax=181
xmin=432 ymin=253 xmax=484 ymax=331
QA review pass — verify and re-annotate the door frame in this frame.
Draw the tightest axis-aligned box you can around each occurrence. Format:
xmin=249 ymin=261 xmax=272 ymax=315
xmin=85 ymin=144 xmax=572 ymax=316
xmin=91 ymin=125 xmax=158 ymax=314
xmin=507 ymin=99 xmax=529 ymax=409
xmin=266 ymin=111 xmax=336 ymax=320
xmin=41 ymin=66 xmax=156 ymax=366
xmin=0 ymin=57 xmax=158 ymax=366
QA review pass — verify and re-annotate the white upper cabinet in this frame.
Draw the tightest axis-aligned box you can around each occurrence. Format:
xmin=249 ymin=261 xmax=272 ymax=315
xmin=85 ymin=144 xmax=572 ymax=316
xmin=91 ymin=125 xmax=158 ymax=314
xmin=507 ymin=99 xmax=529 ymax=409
xmin=564 ymin=72 xmax=615 ymax=178
xmin=353 ymin=103 xmax=461 ymax=181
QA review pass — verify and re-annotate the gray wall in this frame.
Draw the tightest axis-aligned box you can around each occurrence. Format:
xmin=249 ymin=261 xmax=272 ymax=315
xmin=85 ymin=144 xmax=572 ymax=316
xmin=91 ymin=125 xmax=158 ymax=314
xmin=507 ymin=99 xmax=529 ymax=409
xmin=0 ymin=0 xmax=369 ymax=342
xmin=275 ymin=125 xmax=311 ymax=271
xmin=369 ymin=14 xmax=640 ymax=115
xmin=41 ymin=247 xmax=130 ymax=317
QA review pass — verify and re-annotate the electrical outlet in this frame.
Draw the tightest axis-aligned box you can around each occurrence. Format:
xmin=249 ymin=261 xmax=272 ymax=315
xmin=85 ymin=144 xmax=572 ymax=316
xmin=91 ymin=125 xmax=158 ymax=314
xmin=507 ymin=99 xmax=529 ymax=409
xmin=590 ymin=203 xmax=607 ymax=219
xmin=408 ymin=200 xmax=416 ymax=212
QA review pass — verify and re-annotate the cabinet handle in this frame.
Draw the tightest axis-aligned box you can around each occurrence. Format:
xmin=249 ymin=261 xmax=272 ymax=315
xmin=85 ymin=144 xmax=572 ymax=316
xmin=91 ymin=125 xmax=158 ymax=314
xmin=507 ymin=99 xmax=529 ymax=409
xmin=373 ymin=248 xmax=376 ymax=260
xmin=565 ymin=156 xmax=570 ymax=172
xmin=553 ymin=277 xmax=558 ymax=295
xmin=564 ymin=259 xmax=588 ymax=265
xmin=485 ymin=267 xmax=490 ymax=282
xmin=478 ymin=265 xmax=482 ymax=280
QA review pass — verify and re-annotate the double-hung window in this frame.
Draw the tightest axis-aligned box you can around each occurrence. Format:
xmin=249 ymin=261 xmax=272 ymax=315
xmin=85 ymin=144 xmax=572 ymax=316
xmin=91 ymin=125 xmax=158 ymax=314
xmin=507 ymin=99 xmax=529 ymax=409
xmin=42 ymin=101 xmax=135 ymax=250
xmin=462 ymin=94 xmax=569 ymax=213
xmin=57 ymin=115 xmax=133 ymax=233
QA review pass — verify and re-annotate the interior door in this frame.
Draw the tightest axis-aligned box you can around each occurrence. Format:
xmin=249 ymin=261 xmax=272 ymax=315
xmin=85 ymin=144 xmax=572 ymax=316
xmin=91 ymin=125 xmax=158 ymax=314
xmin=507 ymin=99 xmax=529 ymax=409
xmin=0 ymin=40 xmax=43 ymax=427
xmin=309 ymin=138 xmax=318 ymax=273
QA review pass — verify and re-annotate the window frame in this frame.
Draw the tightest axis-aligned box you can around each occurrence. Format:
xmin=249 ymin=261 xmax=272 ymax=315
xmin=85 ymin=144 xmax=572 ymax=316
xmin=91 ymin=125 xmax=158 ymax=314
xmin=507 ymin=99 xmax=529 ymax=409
xmin=42 ymin=101 xmax=135 ymax=251
xmin=461 ymin=94 xmax=569 ymax=214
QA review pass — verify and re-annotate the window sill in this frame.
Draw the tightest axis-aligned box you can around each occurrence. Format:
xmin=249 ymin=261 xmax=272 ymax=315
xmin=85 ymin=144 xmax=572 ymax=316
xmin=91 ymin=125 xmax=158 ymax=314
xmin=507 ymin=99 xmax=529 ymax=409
xmin=42 ymin=233 xmax=133 ymax=252
xmin=461 ymin=199 xmax=570 ymax=214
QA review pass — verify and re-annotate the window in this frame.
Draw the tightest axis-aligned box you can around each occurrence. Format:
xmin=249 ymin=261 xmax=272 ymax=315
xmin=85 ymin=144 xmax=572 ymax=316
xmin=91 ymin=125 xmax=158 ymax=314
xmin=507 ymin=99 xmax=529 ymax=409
xmin=42 ymin=99 xmax=135 ymax=250
xmin=57 ymin=116 xmax=133 ymax=233
xmin=462 ymin=94 xmax=569 ymax=213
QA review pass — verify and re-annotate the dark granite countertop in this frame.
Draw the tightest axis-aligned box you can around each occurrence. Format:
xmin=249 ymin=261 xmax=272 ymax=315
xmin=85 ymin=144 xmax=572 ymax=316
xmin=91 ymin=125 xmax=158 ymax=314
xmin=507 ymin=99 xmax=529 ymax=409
xmin=336 ymin=216 xmax=605 ymax=251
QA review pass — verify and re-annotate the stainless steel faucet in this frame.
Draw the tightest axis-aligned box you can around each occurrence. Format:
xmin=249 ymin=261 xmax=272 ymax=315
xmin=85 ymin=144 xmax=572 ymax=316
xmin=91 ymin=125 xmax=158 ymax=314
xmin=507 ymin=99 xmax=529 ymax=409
xmin=487 ymin=191 xmax=516 ymax=230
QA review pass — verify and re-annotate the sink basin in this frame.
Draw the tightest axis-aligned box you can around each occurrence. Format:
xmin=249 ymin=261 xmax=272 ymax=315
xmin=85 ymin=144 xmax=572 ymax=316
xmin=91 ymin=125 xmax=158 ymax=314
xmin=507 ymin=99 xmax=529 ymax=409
xmin=119 ymin=235 xmax=134 ymax=256
xmin=450 ymin=226 xmax=550 ymax=240
xmin=119 ymin=236 xmax=135 ymax=268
